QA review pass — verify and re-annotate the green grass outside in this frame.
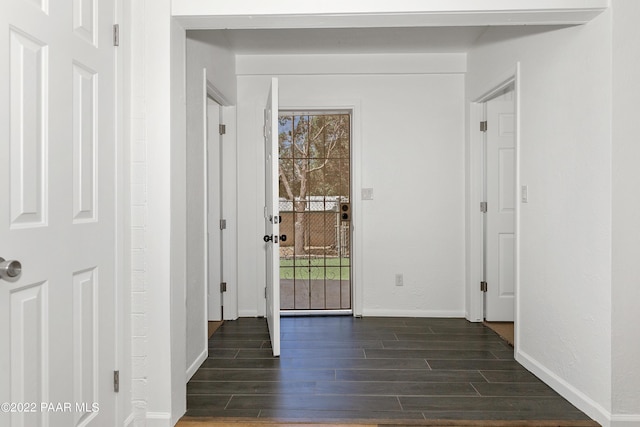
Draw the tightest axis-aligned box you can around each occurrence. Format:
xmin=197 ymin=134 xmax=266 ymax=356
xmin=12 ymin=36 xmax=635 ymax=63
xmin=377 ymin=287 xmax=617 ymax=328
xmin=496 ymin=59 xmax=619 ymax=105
xmin=280 ymin=257 xmax=350 ymax=280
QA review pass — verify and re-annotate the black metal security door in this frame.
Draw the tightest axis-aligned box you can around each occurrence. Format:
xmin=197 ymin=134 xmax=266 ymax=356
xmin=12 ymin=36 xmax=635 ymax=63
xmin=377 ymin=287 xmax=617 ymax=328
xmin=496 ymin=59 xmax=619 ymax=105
xmin=278 ymin=112 xmax=351 ymax=312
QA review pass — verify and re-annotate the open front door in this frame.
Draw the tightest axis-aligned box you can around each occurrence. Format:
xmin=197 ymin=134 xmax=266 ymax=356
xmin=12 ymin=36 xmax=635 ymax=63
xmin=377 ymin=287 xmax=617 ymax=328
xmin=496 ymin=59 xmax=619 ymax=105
xmin=264 ymin=78 xmax=280 ymax=356
xmin=485 ymin=99 xmax=515 ymax=321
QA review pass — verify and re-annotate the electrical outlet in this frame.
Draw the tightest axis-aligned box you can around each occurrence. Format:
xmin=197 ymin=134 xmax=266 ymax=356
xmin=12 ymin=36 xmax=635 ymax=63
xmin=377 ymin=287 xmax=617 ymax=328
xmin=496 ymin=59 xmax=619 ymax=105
xmin=395 ymin=274 xmax=403 ymax=287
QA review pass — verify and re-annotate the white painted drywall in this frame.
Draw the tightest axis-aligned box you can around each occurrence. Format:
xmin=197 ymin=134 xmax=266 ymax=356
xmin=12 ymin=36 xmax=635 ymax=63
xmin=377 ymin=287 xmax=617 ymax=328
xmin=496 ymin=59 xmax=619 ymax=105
xmin=467 ymin=12 xmax=613 ymax=425
xmin=235 ymin=55 xmax=466 ymax=317
xmin=186 ymin=31 xmax=238 ymax=105
xmin=170 ymin=18 xmax=188 ymax=427
xmin=611 ymin=0 xmax=640 ymax=422
xmin=143 ymin=0 xmax=175 ymax=424
xmin=184 ymin=38 xmax=208 ymax=383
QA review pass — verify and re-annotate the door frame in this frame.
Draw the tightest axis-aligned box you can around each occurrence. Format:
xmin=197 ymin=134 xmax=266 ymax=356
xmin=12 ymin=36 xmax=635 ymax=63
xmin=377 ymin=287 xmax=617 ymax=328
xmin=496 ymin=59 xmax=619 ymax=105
xmin=205 ymin=81 xmax=223 ymax=322
xmin=204 ymin=74 xmax=238 ymax=321
xmin=277 ymin=101 xmax=363 ymax=317
xmin=467 ymin=64 xmax=521 ymax=346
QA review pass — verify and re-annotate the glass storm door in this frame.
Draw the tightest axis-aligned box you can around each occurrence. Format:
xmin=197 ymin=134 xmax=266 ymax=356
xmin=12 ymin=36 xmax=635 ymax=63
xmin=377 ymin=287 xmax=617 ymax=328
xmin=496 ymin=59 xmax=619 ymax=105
xmin=278 ymin=112 xmax=352 ymax=313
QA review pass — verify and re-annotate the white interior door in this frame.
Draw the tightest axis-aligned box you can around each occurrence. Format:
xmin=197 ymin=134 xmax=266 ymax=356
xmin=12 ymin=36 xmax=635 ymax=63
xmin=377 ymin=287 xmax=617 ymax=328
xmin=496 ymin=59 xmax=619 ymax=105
xmin=485 ymin=98 xmax=516 ymax=321
xmin=0 ymin=1 xmax=117 ymax=426
xmin=207 ymin=99 xmax=222 ymax=321
xmin=264 ymin=78 xmax=280 ymax=357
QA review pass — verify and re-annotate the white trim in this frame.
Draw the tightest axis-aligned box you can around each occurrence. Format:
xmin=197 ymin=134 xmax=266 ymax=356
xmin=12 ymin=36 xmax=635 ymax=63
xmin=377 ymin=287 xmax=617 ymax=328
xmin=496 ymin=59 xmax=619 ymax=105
xmin=186 ymin=347 xmax=207 ymax=381
xmin=466 ymin=101 xmax=484 ymax=323
xmin=114 ymin=0 xmax=130 ymax=425
xmin=221 ymin=105 xmax=238 ymax=320
xmin=362 ymin=309 xmax=466 ymax=318
xmin=172 ymin=2 xmax=608 ymax=29
xmin=610 ymin=415 xmax=640 ymax=427
xmin=513 ymin=63 xmax=522 ymax=350
xmin=351 ymin=102 xmax=364 ymax=317
xmin=172 ymin=1 xmax=609 ymax=16
xmin=238 ymin=310 xmax=259 ymax=317
xmin=206 ymin=79 xmax=232 ymax=106
xmin=517 ymin=349 xmax=611 ymax=427
xmin=146 ymin=412 xmax=172 ymax=427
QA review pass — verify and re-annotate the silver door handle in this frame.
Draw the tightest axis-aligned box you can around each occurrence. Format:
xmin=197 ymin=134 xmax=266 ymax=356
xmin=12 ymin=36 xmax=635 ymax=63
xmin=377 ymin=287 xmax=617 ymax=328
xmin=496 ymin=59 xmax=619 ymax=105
xmin=0 ymin=257 xmax=22 ymax=279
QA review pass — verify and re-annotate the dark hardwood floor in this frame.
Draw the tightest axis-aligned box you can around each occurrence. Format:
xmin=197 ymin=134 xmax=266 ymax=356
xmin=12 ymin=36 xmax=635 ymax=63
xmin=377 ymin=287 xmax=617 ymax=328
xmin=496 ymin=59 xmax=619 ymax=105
xmin=183 ymin=317 xmax=598 ymax=425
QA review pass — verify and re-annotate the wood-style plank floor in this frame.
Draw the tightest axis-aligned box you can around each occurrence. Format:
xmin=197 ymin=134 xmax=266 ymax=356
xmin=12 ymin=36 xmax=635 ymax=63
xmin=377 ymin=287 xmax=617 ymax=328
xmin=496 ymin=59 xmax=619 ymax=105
xmin=181 ymin=317 xmax=598 ymax=426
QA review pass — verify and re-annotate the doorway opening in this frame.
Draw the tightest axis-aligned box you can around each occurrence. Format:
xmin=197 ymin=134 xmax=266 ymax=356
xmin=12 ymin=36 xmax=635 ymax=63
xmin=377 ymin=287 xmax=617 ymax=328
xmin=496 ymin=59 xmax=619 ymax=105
xmin=478 ymin=79 xmax=517 ymax=347
xmin=482 ymin=84 xmax=515 ymax=323
xmin=278 ymin=111 xmax=352 ymax=314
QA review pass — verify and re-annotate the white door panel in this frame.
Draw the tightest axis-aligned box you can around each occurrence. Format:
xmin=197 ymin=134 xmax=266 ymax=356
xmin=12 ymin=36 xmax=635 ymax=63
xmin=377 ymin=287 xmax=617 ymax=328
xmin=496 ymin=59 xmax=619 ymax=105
xmin=0 ymin=1 xmax=117 ymax=425
xmin=485 ymin=99 xmax=515 ymax=322
xmin=264 ymin=78 xmax=280 ymax=357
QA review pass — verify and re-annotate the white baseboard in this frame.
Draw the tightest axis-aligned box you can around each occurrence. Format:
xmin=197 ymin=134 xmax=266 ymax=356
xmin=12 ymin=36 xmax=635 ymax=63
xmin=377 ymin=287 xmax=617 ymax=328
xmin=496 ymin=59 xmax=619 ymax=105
xmin=361 ymin=308 xmax=466 ymax=317
xmin=611 ymin=414 xmax=640 ymax=427
xmin=516 ymin=349 xmax=611 ymax=426
xmin=186 ymin=347 xmax=208 ymax=381
xmin=146 ymin=412 xmax=172 ymax=427
xmin=238 ymin=310 xmax=259 ymax=317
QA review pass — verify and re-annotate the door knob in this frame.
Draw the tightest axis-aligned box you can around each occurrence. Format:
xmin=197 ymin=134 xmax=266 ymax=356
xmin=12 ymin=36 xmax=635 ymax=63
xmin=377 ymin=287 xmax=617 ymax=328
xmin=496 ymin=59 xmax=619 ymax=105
xmin=263 ymin=235 xmax=273 ymax=242
xmin=0 ymin=257 xmax=22 ymax=280
xmin=280 ymin=234 xmax=287 ymax=242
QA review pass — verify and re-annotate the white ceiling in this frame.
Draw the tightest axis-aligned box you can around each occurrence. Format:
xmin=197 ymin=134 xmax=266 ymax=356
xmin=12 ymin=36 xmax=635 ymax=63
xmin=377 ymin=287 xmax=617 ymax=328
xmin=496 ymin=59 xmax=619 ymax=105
xmin=192 ymin=27 xmax=491 ymax=55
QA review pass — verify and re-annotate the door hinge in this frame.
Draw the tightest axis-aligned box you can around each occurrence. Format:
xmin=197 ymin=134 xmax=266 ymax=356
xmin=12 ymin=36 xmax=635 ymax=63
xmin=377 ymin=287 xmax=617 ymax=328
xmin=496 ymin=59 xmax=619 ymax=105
xmin=220 ymin=282 xmax=227 ymax=293
xmin=480 ymin=281 xmax=488 ymax=292
xmin=113 ymin=24 xmax=119 ymax=47
xmin=480 ymin=202 xmax=488 ymax=213
xmin=480 ymin=121 xmax=488 ymax=132
xmin=265 ymin=287 xmax=267 ymax=299
xmin=220 ymin=219 xmax=227 ymax=230
xmin=113 ymin=370 xmax=120 ymax=393
xmin=219 ymin=124 xmax=226 ymax=135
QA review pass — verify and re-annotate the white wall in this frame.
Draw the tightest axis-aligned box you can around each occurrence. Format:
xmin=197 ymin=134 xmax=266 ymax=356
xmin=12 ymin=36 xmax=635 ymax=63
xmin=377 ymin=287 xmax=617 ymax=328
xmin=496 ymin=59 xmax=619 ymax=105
xmin=128 ymin=0 xmax=150 ymax=423
xmin=169 ymin=19 xmax=188 ymax=427
xmin=611 ymin=0 xmax=640 ymax=423
xmin=184 ymin=32 xmax=237 ymax=381
xmin=185 ymin=31 xmax=237 ymax=105
xmin=235 ymin=55 xmax=466 ymax=317
xmin=467 ymin=13 xmax=613 ymax=426
xmin=142 ymin=0 xmax=176 ymax=424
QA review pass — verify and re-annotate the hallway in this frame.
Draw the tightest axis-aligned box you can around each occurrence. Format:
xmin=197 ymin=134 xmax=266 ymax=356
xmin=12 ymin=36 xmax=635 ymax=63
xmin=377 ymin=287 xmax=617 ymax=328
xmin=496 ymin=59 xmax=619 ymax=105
xmin=182 ymin=317 xmax=596 ymax=425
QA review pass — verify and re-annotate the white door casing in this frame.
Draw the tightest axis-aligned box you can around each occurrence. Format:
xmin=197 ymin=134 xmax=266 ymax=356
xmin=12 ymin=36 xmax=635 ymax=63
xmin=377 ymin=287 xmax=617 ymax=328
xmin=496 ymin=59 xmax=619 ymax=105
xmin=207 ymin=99 xmax=222 ymax=321
xmin=264 ymin=78 xmax=280 ymax=357
xmin=0 ymin=1 xmax=117 ymax=426
xmin=485 ymin=99 xmax=516 ymax=321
